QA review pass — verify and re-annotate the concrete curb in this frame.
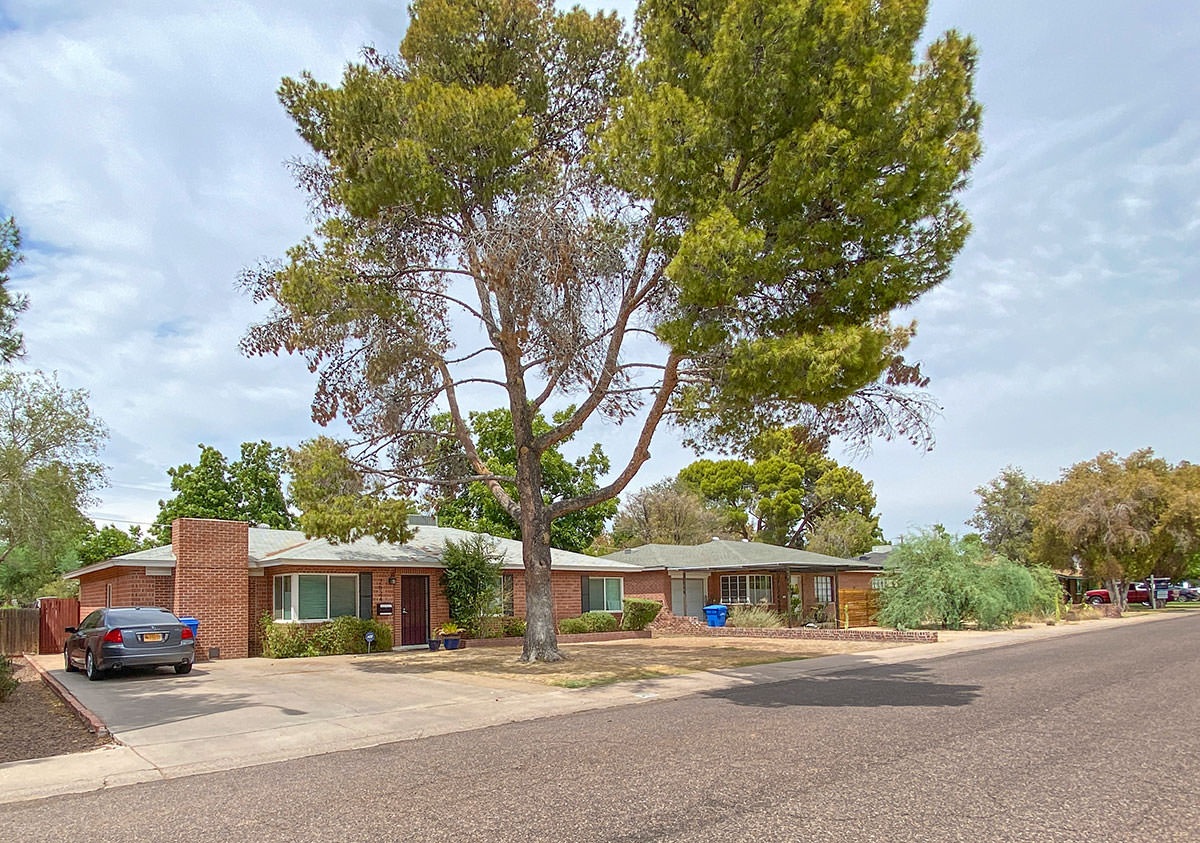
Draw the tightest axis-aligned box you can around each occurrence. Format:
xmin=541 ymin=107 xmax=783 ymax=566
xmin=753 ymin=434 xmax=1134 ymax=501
xmin=22 ymin=653 xmax=113 ymax=739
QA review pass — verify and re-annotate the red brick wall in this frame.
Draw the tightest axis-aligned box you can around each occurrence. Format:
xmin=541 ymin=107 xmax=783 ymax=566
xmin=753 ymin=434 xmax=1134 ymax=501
xmin=499 ymin=569 xmax=668 ymax=622
xmin=78 ymin=567 xmax=174 ymax=618
xmin=247 ymin=574 xmax=271 ymax=656
xmin=172 ymin=519 xmax=250 ymax=659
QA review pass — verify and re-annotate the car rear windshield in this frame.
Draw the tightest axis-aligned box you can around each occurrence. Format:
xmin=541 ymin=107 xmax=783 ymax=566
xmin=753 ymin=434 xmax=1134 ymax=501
xmin=106 ymin=608 xmax=178 ymax=626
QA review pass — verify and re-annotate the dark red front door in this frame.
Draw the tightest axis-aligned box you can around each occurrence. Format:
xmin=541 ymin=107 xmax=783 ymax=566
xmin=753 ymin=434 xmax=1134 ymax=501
xmin=399 ymin=575 xmax=429 ymax=646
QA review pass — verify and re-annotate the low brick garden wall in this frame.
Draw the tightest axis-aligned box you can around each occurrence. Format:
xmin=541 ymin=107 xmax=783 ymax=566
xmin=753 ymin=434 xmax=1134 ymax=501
xmin=466 ymin=630 xmax=652 ymax=649
xmin=649 ymin=612 xmax=937 ymax=643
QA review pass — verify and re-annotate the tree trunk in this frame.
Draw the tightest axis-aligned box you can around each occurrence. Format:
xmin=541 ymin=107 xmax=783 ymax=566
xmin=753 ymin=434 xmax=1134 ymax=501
xmin=1106 ymin=578 xmax=1125 ymax=614
xmin=520 ymin=524 xmax=563 ymax=662
xmin=515 ymin=436 xmax=564 ymax=663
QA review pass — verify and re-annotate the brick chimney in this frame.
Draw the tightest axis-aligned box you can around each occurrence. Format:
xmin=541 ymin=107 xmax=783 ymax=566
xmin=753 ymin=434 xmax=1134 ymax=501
xmin=171 ymin=518 xmax=250 ymax=659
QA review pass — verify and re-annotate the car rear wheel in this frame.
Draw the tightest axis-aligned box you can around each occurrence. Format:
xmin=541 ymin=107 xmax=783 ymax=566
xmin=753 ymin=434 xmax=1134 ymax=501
xmin=1088 ymin=596 xmax=1105 ymax=606
xmin=85 ymin=649 xmax=103 ymax=681
xmin=64 ymin=646 xmax=77 ymax=672
xmin=174 ymin=663 xmax=192 ymax=675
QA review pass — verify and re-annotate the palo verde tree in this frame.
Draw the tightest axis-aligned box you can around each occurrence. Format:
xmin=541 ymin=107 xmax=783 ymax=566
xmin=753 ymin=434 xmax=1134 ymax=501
xmin=242 ymin=0 xmax=982 ymax=661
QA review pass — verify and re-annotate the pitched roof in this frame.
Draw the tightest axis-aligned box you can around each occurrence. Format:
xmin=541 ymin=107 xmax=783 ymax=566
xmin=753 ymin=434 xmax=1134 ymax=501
xmin=65 ymin=523 xmax=644 ymax=578
xmin=613 ymin=539 xmax=883 ymax=571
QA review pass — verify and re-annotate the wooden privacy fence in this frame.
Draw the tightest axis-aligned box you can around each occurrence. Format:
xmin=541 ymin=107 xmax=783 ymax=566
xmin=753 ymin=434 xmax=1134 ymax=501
xmin=0 ymin=608 xmax=38 ymax=654
xmin=838 ymin=588 xmax=880 ymax=628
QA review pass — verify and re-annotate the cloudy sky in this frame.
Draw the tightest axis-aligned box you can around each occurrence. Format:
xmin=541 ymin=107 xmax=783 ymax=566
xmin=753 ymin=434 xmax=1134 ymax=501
xmin=1 ymin=0 xmax=1196 ymax=540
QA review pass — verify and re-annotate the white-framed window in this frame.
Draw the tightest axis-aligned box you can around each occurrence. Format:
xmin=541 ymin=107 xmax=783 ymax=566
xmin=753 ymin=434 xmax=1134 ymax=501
xmin=582 ymin=576 xmax=623 ymax=612
xmin=870 ymin=576 xmax=887 ymax=590
xmin=720 ymin=574 xmax=772 ymax=605
xmin=813 ymin=576 xmax=833 ymax=604
xmin=273 ymin=573 xmax=360 ymax=622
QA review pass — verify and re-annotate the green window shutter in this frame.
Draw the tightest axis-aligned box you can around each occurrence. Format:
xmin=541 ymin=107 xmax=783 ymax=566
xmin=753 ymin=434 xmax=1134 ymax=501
xmin=581 ymin=576 xmax=590 ymax=612
xmin=298 ymin=575 xmax=328 ymax=620
xmin=358 ymin=573 xmax=373 ymax=619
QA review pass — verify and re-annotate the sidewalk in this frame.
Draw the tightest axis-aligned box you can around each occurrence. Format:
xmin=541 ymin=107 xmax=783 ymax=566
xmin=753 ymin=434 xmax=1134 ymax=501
xmin=1 ymin=609 xmax=1185 ymax=805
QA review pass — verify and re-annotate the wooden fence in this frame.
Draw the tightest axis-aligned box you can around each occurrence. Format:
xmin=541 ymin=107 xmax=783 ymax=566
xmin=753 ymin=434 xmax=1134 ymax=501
xmin=0 ymin=608 xmax=39 ymax=654
xmin=838 ymin=588 xmax=880 ymax=628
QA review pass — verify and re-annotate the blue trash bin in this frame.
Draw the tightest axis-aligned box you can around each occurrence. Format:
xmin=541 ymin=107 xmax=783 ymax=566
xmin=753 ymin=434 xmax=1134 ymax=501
xmin=179 ymin=616 xmax=199 ymax=640
xmin=703 ymin=604 xmax=728 ymax=627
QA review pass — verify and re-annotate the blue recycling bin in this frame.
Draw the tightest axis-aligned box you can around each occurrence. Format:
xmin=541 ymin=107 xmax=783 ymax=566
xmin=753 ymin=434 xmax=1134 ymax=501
xmin=179 ymin=616 xmax=199 ymax=639
xmin=703 ymin=604 xmax=728 ymax=627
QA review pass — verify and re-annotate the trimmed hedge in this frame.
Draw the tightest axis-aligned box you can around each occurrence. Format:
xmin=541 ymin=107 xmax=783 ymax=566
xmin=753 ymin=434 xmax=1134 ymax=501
xmin=476 ymin=615 xmax=527 ymax=638
xmin=260 ymin=614 xmax=394 ymax=658
xmin=620 ymin=598 xmax=662 ymax=630
xmin=559 ymin=611 xmax=619 ymax=634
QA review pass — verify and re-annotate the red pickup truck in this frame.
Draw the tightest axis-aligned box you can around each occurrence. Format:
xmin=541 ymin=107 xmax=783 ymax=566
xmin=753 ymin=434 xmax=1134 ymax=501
xmin=1085 ymin=583 xmax=1175 ymax=605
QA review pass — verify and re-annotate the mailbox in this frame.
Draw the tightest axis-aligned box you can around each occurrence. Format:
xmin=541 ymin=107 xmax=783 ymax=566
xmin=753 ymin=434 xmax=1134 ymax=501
xmin=376 ymin=602 xmax=394 ymax=616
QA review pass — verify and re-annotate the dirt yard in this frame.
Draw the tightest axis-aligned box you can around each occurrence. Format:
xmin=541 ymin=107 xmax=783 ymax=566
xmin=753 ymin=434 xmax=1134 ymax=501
xmin=0 ymin=659 xmax=108 ymax=763
xmin=369 ymin=635 xmax=904 ymax=688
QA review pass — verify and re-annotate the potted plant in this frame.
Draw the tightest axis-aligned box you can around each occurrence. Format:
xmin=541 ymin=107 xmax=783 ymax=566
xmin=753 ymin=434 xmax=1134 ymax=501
xmin=439 ymin=622 xmax=463 ymax=651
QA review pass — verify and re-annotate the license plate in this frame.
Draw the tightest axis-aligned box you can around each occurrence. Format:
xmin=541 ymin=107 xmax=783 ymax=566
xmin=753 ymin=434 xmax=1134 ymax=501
xmin=142 ymin=632 xmax=165 ymax=642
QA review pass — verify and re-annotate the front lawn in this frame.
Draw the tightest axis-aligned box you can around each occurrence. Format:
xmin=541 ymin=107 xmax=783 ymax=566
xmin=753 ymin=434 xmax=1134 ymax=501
xmin=365 ymin=636 xmax=903 ymax=689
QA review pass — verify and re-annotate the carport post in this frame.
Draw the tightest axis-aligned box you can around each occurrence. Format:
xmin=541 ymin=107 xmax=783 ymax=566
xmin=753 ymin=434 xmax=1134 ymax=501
xmin=785 ymin=566 xmax=793 ymax=628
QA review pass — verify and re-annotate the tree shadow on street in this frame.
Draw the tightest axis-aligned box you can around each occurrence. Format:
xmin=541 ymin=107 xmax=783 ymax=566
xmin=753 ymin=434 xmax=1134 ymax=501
xmin=704 ymin=662 xmax=981 ymax=709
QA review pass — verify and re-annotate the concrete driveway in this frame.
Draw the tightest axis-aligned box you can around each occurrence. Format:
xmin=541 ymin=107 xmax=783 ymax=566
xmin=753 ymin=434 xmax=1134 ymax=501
xmin=31 ymin=651 xmax=575 ymax=778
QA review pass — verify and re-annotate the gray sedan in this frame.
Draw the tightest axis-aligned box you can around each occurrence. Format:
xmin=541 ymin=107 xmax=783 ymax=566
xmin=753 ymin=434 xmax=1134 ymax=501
xmin=65 ymin=607 xmax=194 ymax=680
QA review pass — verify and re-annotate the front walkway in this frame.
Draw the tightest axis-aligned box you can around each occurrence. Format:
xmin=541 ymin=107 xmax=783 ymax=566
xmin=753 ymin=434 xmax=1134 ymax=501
xmin=0 ymin=610 xmax=1181 ymax=804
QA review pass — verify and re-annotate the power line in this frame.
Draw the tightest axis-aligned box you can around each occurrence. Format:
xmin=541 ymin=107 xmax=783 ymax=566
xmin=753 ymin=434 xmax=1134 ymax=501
xmin=86 ymin=515 xmax=156 ymax=528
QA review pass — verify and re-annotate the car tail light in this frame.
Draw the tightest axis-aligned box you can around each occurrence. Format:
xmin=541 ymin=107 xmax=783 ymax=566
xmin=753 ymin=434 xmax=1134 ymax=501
xmin=103 ymin=628 xmax=123 ymax=644
xmin=181 ymin=626 xmax=194 ymax=640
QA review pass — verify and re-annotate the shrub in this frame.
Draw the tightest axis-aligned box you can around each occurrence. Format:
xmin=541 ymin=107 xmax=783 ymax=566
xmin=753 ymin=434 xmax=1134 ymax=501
xmin=259 ymin=613 xmax=393 ymax=658
xmin=559 ymin=611 xmax=619 ymax=634
xmin=559 ymin=616 xmax=588 ymax=634
xmin=727 ymin=604 xmax=784 ymax=628
xmin=0 ymin=653 xmax=17 ymax=702
xmin=441 ymin=534 xmax=505 ymax=636
xmin=975 ymin=561 xmax=1035 ymax=629
xmin=620 ymin=598 xmax=662 ymax=630
xmin=501 ymin=616 xmax=526 ymax=637
xmin=878 ymin=530 xmax=1063 ymax=630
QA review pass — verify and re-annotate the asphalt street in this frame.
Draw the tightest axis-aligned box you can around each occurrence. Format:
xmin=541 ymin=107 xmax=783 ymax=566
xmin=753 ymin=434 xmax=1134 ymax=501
xmin=6 ymin=613 xmax=1200 ymax=842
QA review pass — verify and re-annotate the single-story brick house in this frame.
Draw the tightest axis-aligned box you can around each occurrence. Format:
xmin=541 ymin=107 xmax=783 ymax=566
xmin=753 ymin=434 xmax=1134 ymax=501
xmin=615 ymin=540 xmax=886 ymax=625
xmin=63 ymin=518 xmax=885 ymax=658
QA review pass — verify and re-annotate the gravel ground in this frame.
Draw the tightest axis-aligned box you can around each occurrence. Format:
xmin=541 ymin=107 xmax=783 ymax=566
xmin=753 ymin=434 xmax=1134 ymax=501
xmin=0 ymin=660 xmax=108 ymax=763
